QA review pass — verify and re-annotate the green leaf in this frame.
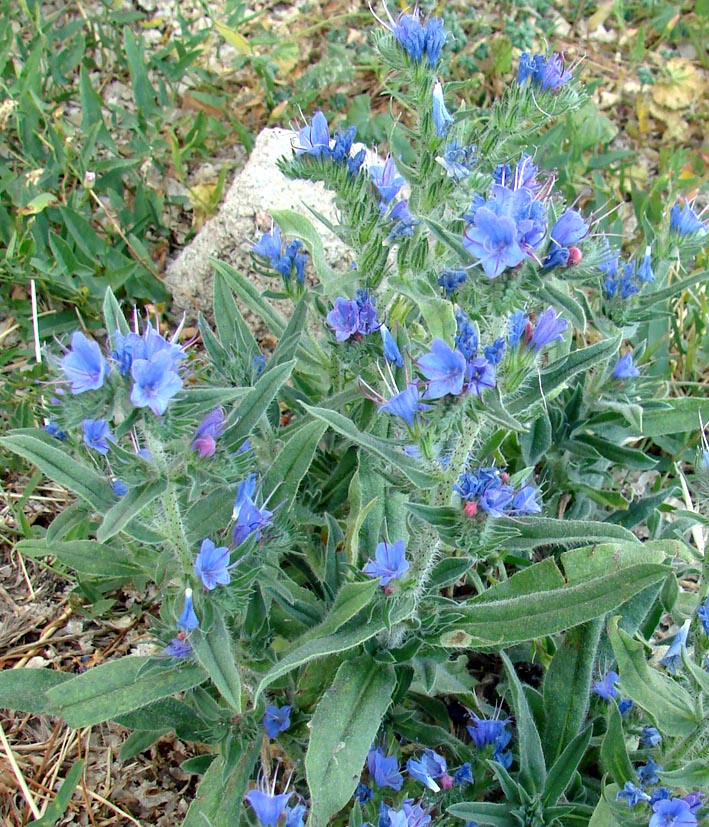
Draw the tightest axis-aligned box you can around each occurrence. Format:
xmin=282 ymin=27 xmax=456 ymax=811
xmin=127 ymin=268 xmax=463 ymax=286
xmin=607 ymin=617 xmax=698 ymax=736
xmin=301 ymin=404 xmax=436 ymax=489
xmin=0 ymin=668 xmax=70 ymax=715
xmin=270 ymin=209 xmax=345 ymax=297
xmin=306 ymin=656 xmax=396 ymax=827
xmin=16 ymin=539 xmax=142 ymax=579
xmin=542 ymin=620 xmax=602 ymax=765
xmin=640 ymin=397 xmax=709 ymax=437
xmin=96 ymin=479 xmax=167 ymax=542
xmin=268 ymin=294 xmax=308 ymax=368
xmin=502 ymin=652 xmax=546 ymax=794
xmin=486 ymin=516 xmax=640 ymax=551
xmin=102 ymin=287 xmax=129 ymax=350
xmin=211 ymin=259 xmax=287 ymax=337
xmin=519 ymin=409 xmax=552 ymax=466
xmin=539 ymin=281 xmax=587 ymax=331
xmin=213 ymin=269 xmax=259 ymax=357
xmin=600 ymin=702 xmax=634 ymax=786
xmin=222 ymin=360 xmax=295 ymax=448
xmin=508 ymin=334 xmax=621 ymax=416
xmin=437 ymin=560 xmax=669 ymax=649
xmin=191 ymin=613 xmax=242 ymax=713
xmin=262 ymin=420 xmax=328 ymax=509
xmin=447 ymin=801 xmax=518 ymax=826
xmin=573 ymin=433 xmax=657 ymax=470
xmin=254 ymin=594 xmax=416 ymax=701
xmin=182 ymin=745 xmax=260 ymax=827
xmin=424 ymin=217 xmax=470 ymax=263
xmin=46 ymin=657 xmax=206 ymax=728
xmin=560 ymin=540 xmax=670 ymax=583
xmin=123 ymin=27 xmax=157 ymax=116
xmin=658 ymin=760 xmax=709 ymax=789
xmin=1 ymin=430 xmax=116 ymax=513
xmin=26 ymin=760 xmax=84 ymax=827
xmin=543 ymin=725 xmax=592 ymax=806
xmin=588 ymin=786 xmax=621 ymax=827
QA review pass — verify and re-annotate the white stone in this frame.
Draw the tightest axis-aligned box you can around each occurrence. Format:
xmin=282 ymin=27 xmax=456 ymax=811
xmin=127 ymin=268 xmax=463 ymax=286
xmin=165 ymin=128 xmax=356 ymax=317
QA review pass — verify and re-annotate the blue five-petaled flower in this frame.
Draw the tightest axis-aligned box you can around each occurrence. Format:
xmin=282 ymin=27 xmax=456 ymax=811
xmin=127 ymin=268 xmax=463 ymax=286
xmin=363 ymin=540 xmax=409 ymax=586
xmin=194 ymin=538 xmax=231 ymax=591
xmin=82 ymin=418 xmax=113 ymax=455
xmin=263 ymin=705 xmax=291 ymax=739
xmin=61 ymin=331 xmax=110 ymax=393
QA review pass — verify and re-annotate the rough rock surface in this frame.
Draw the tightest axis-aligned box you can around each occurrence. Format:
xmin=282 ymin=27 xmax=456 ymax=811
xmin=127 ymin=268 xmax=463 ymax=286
xmin=165 ymin=128 xmax=354 ymax=321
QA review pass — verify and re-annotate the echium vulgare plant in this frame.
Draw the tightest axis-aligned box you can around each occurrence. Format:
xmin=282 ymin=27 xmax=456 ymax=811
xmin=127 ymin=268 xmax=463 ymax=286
xmin=2 ymin=6 xmax=709 ymax=827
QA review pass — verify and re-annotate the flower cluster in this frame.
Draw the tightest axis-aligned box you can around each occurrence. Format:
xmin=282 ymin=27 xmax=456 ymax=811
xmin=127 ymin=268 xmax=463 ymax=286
xmin=467 ymin=713 xmax=512 ymax=768
xmin=295 ymin=110 xmax=365 ymax=174
xmin=518 ymin=51 xmax=573 ymax=92
xmin=454 ymin=467 xmax=541 ymax=518
xmin=383 ymin=6 xmax=445 ymax=66
xmin=327 ymin=289 xmax=380 ymax=341
xmin=462 ymin=168 xmax=548 ymax=279
xmin=602 ymin=245 xmax=655 ymax=300
xmin=253 ymin=223 xmax=309 ymax=284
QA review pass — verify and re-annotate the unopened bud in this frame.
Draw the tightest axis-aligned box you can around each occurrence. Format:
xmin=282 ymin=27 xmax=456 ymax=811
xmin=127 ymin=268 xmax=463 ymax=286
xmin=83 ymin=170 xmax=96 ymax=189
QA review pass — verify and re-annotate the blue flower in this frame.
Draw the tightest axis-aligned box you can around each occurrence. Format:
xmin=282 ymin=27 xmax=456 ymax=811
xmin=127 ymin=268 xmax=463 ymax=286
xmin=438 ymin=141 xmax=476 ymax=180
xmin=467 ymin=714 xmax=510 ymax=750
xmin=112 ymin=480 xmax=129 ymax=497
xmin=649 ymin=798 xmax=697 ymax=827
xmin=112 ymin=331 xmax=146 ymax=375
xmin=454 ymin=309 xmax=478 ymax=360
xmin=44 ymin=420 xmax=67 ymax=440
xmin=592 ymin=670 xmax=619 ymax=701
xmin=618 ymin=698 xmax=634 ymax=715
xmin=194 ymin=538 xmax=231 ymax=591
xmin=541 ymin=243 xmax=570 ymax=272
xmin=330 ymin=125 xmax=357 ymax=162
xmin=177 ymin=588 xmax=199 ymax=631
xmin=465 ymin=357 xmax=496 ymax=396
xmin=263 ymin=705 xmax=291 ymax=738
xmin=616 ymin=781 xmax=651 ymax=808
xmin=529 ymin=308 xmax=567 ymax=350
xmin=518 ymin=52 xmax=572 ymax=91
xmin=637 ymin=757 xmax=662 ymax=787
xmin=697 ymin=597 xmax=709 ymax=636
xmin=245 ymin=788 xmax=292 ymax=827
xmin=640 ymin=726 xmax=662 ymax=748
xmin=192 ymin=407 xmax=226 ymax=458
xmin=418 ymin=339 xmax=467 ymax=398
xmin=407 ymin=749 xmax=447 ymax=793
xmin=508 ymin=310 xmax=529 ymax=347
xmin=233 ymin=496 xmax=273 ymax=548
xmin=354 ymin=784 xmax=373 ymax=803
xmin=379 ymin=384 xmax=432 ymax=427
xmin=551 ymin=209 xmax=588 ymax=246
xmin=381 ymin=326 xmax=404 ymax=367
xmin=165 ymin=637 xmax=192 ymax=658
xmin=670 ymin=203 xmax=705 ymax=236
xmin=370 ymin=156 xmax=405 ymax=204
xmin=356 ymin=289 xmax=380 ymax=335
xmin=479 ymin=483 xmax=515 ymax=517
xmin=681 ymin=793 xmax=704 ymax=814
xmin=494 ymin=154 xmax=540 ymax=191
xmin=611 ymin=353 xmax=640 ymax=380
xmin=82 ymin=418 xmax=113 ymax=455
xmin=253 ymin=225 xmax=282 ymax=260
xmin=387 ymin=8 xmax=445 ymax=66
xmin=438 ymin=269 xmax=468 ymax=295
xmin=296 ymin=110 xmax=331 ymax=157
xmin=363 ymin=539 xmax=409 ymax=586
xmin=454 ymin=762 xmax=473 ymax=785
xmin=463 ymin=207 xmax=526 ymax=279
xmin=511 ymin=484 xmax=541 ymax=514
xmin=484 ymin=338 xmax=505 ymax=365
xmin=130 ymin=350 xmax=183 ymax=416
xmin=637 ymin=247 xmax=655 ymax=283
xmin=432 ymin=81 xmax=454 ymax=137
xmin=285 ymin=803 xmax=307 ymax=827
xmin=660 ymin=619 xmax=690 ymax=674
xmin=368 ymin=747 xmax=404 ymax=790
xmin=61 ymin=331 xmax=109 ymax=393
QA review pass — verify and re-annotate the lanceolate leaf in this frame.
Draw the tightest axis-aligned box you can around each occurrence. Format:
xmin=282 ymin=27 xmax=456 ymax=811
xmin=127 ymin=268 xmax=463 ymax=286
xmin=46 ymin=657 xmax=206 ymax=728
xmin=0 ymin=668 xmax=70 ymax=715
xmin=437 ymin=561 xmax=668 ymax=649
xmin=447 ymin=801 xmax=518 ymax=827
xmin=485 ymin=516 xmax=639 ymax=551
xmin=607 ymin=617 xmax=699 ymax=736
xmin=543 ymin=725 xmax=593 ymax=806
xmin=254 ymin=594 xmax=416 ymax=701
xmin=600 ymin=702 xmax=634 ymax=787
xmin=191 ymin=612 xmax=243 ymax=713
xmin=97 ymin=479 xmax=167 ymax=542
xmin=1 ymin=430 xmax=116 ymax=513
xmin=211 ymin=259 xmax=287 ymax=337
xmin=16 ymin=539 xmax=143 ymax=579
xmin=306 ymin=656 xmax=396 ymax=827
xmin=222 ymin=360 xmax=295 ymax=448
xmin=262 ymin=419 xmax=328 ymax=509
xmin=502 ymin=652 xmax=546 ymax=794
xmin=301 ymin=404 xmax=436 ymax=489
